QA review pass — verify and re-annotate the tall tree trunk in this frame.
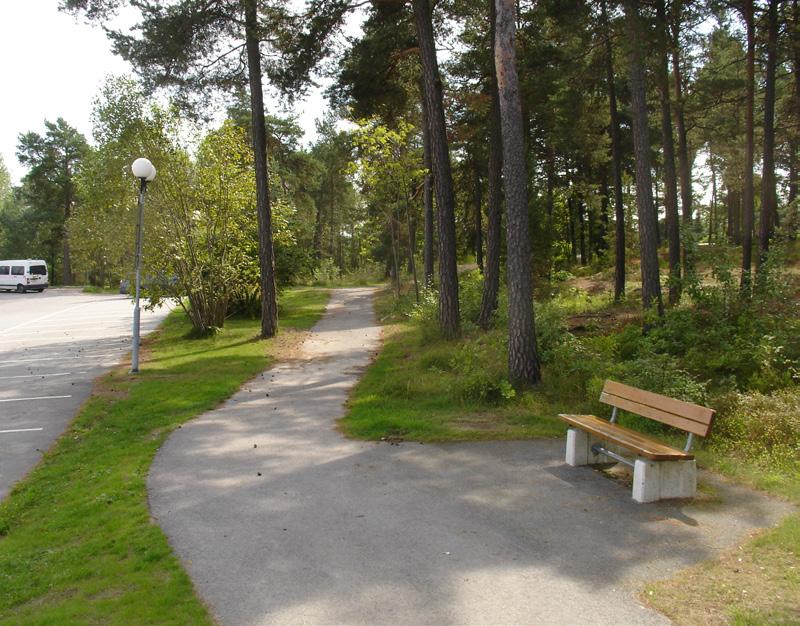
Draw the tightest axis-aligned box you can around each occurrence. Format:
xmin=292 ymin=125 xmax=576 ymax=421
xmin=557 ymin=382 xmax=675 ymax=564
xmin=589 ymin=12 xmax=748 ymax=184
xmin=413 ymin=0 xmax=460 ymax=339
xmin=790 ymin=0 xmax=800 ymax=239
xmin=545 ymin=142 xmax=556 ymax=270
xmin=568 ymin=195 xmax=577 ymax=263
xmin=758 ymin=0 xmax=779 ymax=271
xmin=420 ymin=85 xmax=435 ymax=288
xmin=62 ymin=163 xmax=73 ymax=285
xmin=406 ymin=209 xmax=420 ymax=303
xmin=624 ymin=0 xmax=663 ymax=316
xmin=709 ymin=151 xmax=717 ymax=244
xmin=313 ymin=203 xmax=324 ymax=260
xmin=578 ymin=198 xmax=587 ymax=266
xmin=741 ymin=0 xmax=755 ymax=290
xmin=391 ymin=214 xmax=401 ymax=297
xmin=598 ymin=173 xmax=610 ymax=256
xmin=601 ymin=0 xmax=626 ymax=301
xmin=656 ymin=0 xmax=681 ymax=305
xmin=495 ymin=0 xmax=541 ymax=386
xmin=478 ymin=0 xmax=503 ymax=330
xmin=407 ymin=215 xmax=416 ymax=274
xmin=473 ymin=157 xmax=484 ymax=272
xmin=670 ymin=0 xmax=693 ymax=277
xmin=244 ymin=0 xmax=278 ymax=338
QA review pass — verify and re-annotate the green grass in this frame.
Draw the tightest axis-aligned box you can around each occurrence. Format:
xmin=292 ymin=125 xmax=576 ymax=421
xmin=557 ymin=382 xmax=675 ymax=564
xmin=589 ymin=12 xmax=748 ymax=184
xmin=0 ymin=287 xmax=329 ymax=624
xmin=81 ymin=285 xmax=121 ymax=294
xmin=340 ymin=288 xmax=567 ymax=443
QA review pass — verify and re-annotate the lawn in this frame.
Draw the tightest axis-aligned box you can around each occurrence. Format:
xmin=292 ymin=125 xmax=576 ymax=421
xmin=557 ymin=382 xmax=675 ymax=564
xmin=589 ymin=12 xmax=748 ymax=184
xmin=0 ymin=287 xmax=329 ymax=625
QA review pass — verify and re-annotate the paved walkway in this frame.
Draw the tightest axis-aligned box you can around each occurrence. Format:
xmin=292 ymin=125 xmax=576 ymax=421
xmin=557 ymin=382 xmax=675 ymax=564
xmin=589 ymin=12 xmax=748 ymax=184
xmin=149 ymin=288 xmax=792 ymax=625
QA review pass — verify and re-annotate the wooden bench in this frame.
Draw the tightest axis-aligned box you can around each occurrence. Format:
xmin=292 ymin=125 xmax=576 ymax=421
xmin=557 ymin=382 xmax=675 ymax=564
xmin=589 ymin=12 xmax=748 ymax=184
xmin=558 ymin=380 xmax=715 ymax=503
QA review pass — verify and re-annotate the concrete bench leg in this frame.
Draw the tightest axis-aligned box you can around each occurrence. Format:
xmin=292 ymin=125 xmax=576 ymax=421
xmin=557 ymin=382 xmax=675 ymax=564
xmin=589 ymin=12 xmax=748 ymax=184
xmin=632 ymin=458 xmax=696 ymax=503
xmin=565 ymin=428 xmax=609 ymax=466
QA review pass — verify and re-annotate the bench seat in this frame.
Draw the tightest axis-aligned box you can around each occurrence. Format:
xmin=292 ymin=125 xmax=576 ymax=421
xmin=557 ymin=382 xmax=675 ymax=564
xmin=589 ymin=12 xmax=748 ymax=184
xmin=558 ymin=414 xmax=693 ymax=461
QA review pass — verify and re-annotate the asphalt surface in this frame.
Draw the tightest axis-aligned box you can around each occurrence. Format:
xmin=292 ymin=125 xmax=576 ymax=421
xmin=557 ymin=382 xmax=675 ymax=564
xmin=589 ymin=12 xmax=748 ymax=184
xmin=149 ymin=288 xmax=793 ymax=626
xmin=0 ymin=288 xmax=169 ymax=500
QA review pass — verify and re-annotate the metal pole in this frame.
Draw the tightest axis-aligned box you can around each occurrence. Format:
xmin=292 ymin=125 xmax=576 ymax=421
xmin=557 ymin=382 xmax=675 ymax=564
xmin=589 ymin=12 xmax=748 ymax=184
xmin=131 ymin=178 xmax=147 ymax=373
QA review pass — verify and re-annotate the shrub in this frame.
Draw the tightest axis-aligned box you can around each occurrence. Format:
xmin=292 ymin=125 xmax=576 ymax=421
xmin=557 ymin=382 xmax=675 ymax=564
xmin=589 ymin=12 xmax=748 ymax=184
xmin=458 ymin=270 xmax=485 ymax=325
xmin=311 ymin=259 xmax=341 ymax=286
xmin=711 ymin=388 xmax=800 ymax=477
xmin=448 ymin=334 xmax=515 ymax=405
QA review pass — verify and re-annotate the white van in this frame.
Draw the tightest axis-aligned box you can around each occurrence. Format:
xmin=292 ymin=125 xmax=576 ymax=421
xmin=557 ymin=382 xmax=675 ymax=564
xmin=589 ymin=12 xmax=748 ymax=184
xmin=0 ymin=260 xmax=48 ymax=292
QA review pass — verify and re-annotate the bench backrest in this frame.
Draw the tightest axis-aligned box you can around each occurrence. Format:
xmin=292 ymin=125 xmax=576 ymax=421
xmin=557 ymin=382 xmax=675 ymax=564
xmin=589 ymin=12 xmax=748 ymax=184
xmin=600 ymin=380 xmax=715 ymax=437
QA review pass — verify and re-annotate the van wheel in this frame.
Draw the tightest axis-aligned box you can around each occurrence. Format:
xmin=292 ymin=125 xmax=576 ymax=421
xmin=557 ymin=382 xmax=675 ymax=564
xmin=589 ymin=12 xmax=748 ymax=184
xmin=16 ymin=284 xmax=25 ymax=293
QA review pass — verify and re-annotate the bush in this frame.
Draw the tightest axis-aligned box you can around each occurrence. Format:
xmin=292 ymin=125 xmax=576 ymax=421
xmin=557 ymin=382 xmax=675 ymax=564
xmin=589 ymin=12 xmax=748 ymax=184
xmin=612 ymin=257 xmax=800 ymax=393
xmin=448 ymin=334 xmax=515 ymax=405
xmin=711 ymin=388 xmax=800 ymax=477
xmin=311 ymin=259 xmax=341 ymax=286
xmin=458 ymin=270 xmax=485 ymax=324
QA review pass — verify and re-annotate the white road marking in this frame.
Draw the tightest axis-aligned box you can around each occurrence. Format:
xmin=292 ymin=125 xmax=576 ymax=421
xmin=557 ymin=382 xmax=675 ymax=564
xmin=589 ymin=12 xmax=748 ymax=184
xmin=0 ymin=395 xmax=72 ymax=403
xmin=1 ymin=372 xmax=71 ymax=380
xmin=0 ymin=353 xmax=121 ymax=366
xmin=0 ymin=298 xmax=122 ymax=335
xmin=0 ymin=427 xmax=44 ymax=434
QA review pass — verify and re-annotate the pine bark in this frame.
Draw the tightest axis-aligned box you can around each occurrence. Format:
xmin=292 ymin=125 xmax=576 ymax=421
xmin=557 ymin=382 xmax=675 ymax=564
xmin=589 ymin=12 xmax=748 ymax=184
xmin=578 ymin=198 xmax=587 ymax=266
xmin=656 ymin=0 xmax=681 ymax=305
xmin=624 ymin=0 xmax=663 ymax=316
xmin=477 ymin=0 xmax=503 ymax=330
xmin=601 ymin=0 xmax=626 ymax=301
xmin=244 ymin=0 xmax=278 ymax=338
xmin=790 ymin=0 xmax=800 ymax=239
xmin=420 ymin=86 xmax=435 ymax=288
xmin=669 ymin=1 xmax=693 ymax=276
xmin=62 ymin=161 xmax=73 ymax=285
xmin=741 ymin=0 xmax=755 ymax=290
xmin=473 ymin=157 xmax=484 ymax=272
xmin=495 ymin=0 xmax=541 ymax=386
xmin=412 ymin=0 xmax=460 ymax=338
xmin=758 ymin=0 xmax=779 ymax=270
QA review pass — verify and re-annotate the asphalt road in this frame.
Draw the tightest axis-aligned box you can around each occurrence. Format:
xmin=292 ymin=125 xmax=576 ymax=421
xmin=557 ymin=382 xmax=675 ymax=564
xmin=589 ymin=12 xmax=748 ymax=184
xmin=0 ymin=288 xmax=169 ymax=500
xmin=150 ymin=288 xmax=793 ymax=626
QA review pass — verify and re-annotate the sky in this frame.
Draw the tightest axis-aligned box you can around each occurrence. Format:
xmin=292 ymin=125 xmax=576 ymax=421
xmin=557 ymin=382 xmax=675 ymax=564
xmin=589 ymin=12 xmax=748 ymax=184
xmin=0 ymin=1 xmax=357 ymax=185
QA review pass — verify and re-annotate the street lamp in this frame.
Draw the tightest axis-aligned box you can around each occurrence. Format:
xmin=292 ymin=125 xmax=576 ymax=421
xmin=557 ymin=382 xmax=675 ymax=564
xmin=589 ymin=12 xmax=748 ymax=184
xmin=130 ymin=157 xmax=156 ymax=373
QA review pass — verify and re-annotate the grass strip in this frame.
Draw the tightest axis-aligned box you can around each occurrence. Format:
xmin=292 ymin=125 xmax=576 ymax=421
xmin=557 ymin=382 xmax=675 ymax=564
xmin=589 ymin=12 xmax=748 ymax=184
xmin=0 ymin=287 xmax=329 ymax=625
xmin=340 ymin=288 xmax=569 ymax=443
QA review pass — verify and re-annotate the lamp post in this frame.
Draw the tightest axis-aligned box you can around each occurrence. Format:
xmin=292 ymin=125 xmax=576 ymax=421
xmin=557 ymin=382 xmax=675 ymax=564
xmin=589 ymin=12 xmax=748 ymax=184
xmin=130 ymin=158 xmax=156 ymax=373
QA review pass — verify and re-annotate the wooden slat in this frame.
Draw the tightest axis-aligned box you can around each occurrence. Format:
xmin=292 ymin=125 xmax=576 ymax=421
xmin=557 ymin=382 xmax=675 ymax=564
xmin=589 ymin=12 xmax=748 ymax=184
xmin=558 ymin=414 xmax=693 ymax=461
xmin=600 ymin=392 xmax=712 ymax=437
xmin=602 ymin=380 xmax=714 ymax=425
xmin=599 ymin=381 xmax=715 ymax=437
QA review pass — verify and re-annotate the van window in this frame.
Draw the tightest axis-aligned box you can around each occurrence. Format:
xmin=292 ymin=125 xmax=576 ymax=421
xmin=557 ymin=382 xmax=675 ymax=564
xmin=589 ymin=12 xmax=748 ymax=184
xmin=0 ymin=266 xmax=8 ymax=275
xmin=29 ymin=265 xmax=47 ymax=275
xmin=11 ymin=266 xmax=24 ymax=276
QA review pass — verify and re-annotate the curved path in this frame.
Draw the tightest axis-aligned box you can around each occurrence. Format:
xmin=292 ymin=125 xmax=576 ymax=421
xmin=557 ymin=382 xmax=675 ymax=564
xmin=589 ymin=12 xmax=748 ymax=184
xmin=149 ymin=288 xmax=791 ymax=625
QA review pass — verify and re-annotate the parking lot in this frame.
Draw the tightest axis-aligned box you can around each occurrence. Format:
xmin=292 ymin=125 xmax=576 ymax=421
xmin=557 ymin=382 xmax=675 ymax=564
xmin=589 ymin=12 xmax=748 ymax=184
xmin=0 ymin=288 xmax=170 ymax=500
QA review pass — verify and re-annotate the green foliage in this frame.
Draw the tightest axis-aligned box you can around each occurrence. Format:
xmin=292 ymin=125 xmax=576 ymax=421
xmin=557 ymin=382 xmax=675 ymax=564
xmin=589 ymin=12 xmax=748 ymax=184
xmin=622 ymin=260 xmax=800 ymax=392
xmin=13 ymin=117 xmax=89 ymax=283
xmin=448 ymin=335 xmax=515 ymax=405
xmin=70 ymin=77 xmax=177 ymax=287
xmin=311 ymin=258 xmax=342 ymax=285
xmin=711 ymin=389 xmax=800 ymax=481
